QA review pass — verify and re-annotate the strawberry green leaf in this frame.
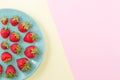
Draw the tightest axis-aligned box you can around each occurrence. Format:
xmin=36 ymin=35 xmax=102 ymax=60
xmin=21 ymin=61 xmax=31 ymax=72
xmin=13 ymin=16 xmax=19 ymax=21
xmin=1 ymin=16 xmax=7 ymax=21
xmin=3 ymin=41 xmax=9 ymax=48
xmin=6 ymin=72 xmax=16 ymax=78
xmin=16 ymin=45 xmax=21 ymax=54
xmin=3 ymin=26 xmax=9 ymax=30
xmin=31 ymin=33 xmax=37 ymax=41
xmin=31 ymin=48 xmax=39 ymax=54
xmin=4 ymin=58 xmax=12 ymax=63
xmin=14 ymin=32 xmax=20 ymax=39
xmin=23 ymin=22 xmax=30 ymax=29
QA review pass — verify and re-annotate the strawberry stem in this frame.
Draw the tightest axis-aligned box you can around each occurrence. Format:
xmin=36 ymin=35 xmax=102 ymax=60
xmin=14 ymin=32 xmax=20 ymax=39
xmin=13 ymin=16 xmax=19 ymax=21
xmin=31 ymin=33 xmax=37 ymax=41
xmin=1 ymin=16 xmax=7 ymax=21
xmin=23 ymin=22 xmax=30 ymax=29
xmin=6 ymin=72 xmax=16 ymax=78
xmin=3 ymin=41 xmax=9 ymax=48
xmin=3 ymin=26 xmax=9 ymax=30
xmin=31 ymin=48 xmax=39 ymax=54
xmin=21 ymin=61 xmax=31 ymax=72
xmin=4 ymin=58 xmax=12 ymax=63
xmin=16 ymin=45 xmax=21 ymax=54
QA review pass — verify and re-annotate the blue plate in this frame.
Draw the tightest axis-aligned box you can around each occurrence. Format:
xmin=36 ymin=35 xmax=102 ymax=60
xmin=0 ymin=9 xmax=45 ymax=80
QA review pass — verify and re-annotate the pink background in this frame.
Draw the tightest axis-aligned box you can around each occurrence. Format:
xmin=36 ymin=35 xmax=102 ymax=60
xmin=48 ymin=0 xmax=120 ymax=80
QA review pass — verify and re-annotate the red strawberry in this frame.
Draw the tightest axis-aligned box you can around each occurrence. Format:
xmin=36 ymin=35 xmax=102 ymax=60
xmin=24 ymin=45 xmax=39 ymax=58
xmin=18 ymin=22 xmax=30 ymax=32
xmin=10 ymin=43 xmax=21 ymax=54
xmin=0 ymin=27 xmax=10 ymax=38
xmin=1 ymin=41 xmax=9 ymax=50
xmin=16 ymin=58 xmax=31 ymax=71
xmin=6 ymin=65 xmax=16 ymax=78
xmin=9 ymin=32 xmax=20 ymax=42
xmin=0 ymin=64 xmax=3 ymax=74
xmin=10 ymin=16 xmax=20 ymax=26
xmin=24 ymin=32 xmax=37 ymax=43
xmin=1 ymin=52 xmax=12 ymax=62
xmin=1 ymin=16 xmax=8 ymax=25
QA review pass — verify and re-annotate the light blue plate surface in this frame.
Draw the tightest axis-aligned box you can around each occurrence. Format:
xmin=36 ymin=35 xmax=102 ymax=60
xmin=0 ymin=9 xmax=45 ymax=80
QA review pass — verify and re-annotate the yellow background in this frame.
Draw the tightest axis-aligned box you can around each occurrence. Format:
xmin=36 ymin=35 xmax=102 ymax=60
xmin=0 ymin=0 xmax=74 ymax=80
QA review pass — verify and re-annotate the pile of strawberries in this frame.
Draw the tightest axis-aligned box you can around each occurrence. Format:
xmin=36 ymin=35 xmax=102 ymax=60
xmin=0 ymin=16 xmax=39 ymax=78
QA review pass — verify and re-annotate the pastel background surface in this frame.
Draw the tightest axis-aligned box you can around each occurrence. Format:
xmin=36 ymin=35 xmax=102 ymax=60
xmin=48 ymin=0 xmax=120 ymax=80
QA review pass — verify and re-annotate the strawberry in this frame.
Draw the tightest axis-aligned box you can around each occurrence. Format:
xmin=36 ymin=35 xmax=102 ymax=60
xmin=10 ymin=16 xmax=20 ymax=26
xmin=9 ymin=32 xmax=20 ymax=42
xmin=16 ymin=58 xmax=31 ymax=72
xmin=6 ymin=65 xmax=16 ymax=78
xmin=10 ymin=43 xmax=21 ymax=54
xmin=1 ymin=16 xmax=8 ymax=25
xmin=1 ymin=41 xmax=9 ymax=50
xmin=1 ymin=52 xmax=12 ymax=62
xmin=24 ymin=32 xmax=37 ymax=43
xmin=0 ymin=64 xmax=3 ymax=74
xmin=0 ymin=27 xmax=10 ymax=38
xmin=24 ymin=45 xmax=39 ymax=58
xmin=18 ymin=22 xmax=30 ymax=32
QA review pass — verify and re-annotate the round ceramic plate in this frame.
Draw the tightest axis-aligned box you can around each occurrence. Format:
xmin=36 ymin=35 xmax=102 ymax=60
xmin=0 ymin=9 xmax=45 ymax=80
